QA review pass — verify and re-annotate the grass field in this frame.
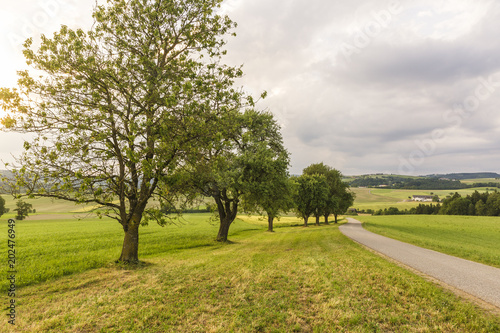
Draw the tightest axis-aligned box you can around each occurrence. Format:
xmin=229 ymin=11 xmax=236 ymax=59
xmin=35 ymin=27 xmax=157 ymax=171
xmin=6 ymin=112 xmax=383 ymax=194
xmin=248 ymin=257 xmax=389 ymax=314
xmin=0 ymin=213 xmax=262 ymax=291
xmin=461 ymin=178 xmax=500 ymax=185
xmin=0 ymin=215 xmax=500 ymax=332
xmin=355 ymin=215 xmax=500 ymax=269
xmin=350 ymin=188 xmax=425 ymax=211
xmin=369 ymin=187 xmax=497 ymax=200
xmin=2 ymin=195 xmax=104 ymax=215
xmin=1 ymin=195 xmax=166 ymax=214
xmin=351 ymin=187 xmax=494 ymax=211
xmin=1 ymin=212 xmax=500 ymax=331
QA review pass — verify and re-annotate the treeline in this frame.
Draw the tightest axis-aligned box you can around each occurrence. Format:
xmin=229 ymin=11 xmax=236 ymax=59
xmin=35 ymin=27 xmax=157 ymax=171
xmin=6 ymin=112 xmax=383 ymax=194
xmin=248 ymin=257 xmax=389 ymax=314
xmin=470 ymin=182 xmax=500 ymax=189
xmin=161 ymin=162 xmax=355 ymax=232
xmin=348 ymin=176 xmax=500 ymax=190
xmin=349 ymin=177 xmax=389 ymax=187
xmin=368 ymin=204 xmax=442 ymax=216
xmin=392 ymin=179 xmax=467 ymax=190
xmin=427 ymin=172 xmax=500 ymax=180
xmin=440 ymin=191 xmax=500 ymax=216
xmin=361 ymin=190 xmax=500 ymax=216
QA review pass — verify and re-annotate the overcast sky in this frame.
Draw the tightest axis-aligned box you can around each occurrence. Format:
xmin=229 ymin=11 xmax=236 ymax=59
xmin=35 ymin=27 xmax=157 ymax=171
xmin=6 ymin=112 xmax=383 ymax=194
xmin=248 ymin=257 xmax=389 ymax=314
xmin=1 ymin=0 xmax=499 ymax=176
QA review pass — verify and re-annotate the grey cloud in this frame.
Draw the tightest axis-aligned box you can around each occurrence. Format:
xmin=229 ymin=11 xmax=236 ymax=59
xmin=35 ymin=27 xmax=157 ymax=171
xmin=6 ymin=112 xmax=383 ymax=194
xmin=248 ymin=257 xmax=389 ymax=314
xmin=333 ymin=39 xmax=500 ymax=89
xmin=2 ymin=0 xmax=500 ymax=175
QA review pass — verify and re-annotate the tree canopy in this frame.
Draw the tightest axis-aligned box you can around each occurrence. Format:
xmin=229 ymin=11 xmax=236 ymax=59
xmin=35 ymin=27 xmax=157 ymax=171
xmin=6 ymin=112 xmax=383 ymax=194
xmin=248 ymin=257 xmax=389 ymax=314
xmin=294 ymin=173 xmax=329 ymax=227
xmin=303 ymin=163 xmax=355 ymax=223
xmin=240 ymin=125 xmax=292 ymax=232
xmin=0 ymin=0 xmax=256 ymax=262
xmin=182 ymin=110 xmax=289 ymax=241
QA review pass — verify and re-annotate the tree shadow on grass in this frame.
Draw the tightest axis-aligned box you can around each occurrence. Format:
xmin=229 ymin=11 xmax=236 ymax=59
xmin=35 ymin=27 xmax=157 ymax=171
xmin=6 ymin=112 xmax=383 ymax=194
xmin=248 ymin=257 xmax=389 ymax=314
xmin=111 ymin=260 xmax=155 ymax=271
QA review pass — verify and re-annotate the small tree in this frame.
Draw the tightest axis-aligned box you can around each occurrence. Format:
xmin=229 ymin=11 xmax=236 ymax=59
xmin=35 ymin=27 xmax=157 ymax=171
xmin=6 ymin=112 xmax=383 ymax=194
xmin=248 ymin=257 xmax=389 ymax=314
xmin=0 ymin=195 xmax=6 ymax=217
xmin=294 ymin=174 xmax=328 ymax=227
xmin=186 ymin=110 xmax=288 ymax=241
xmin=14 ymin=200 xmax=33 ymax=220
xmin=241 ymin=154 xmax=293 ymax=232
xmin=311 ymin=178 xmax=329 ymax=226
xmin=332 ymin=185 xmax=355 ymax=223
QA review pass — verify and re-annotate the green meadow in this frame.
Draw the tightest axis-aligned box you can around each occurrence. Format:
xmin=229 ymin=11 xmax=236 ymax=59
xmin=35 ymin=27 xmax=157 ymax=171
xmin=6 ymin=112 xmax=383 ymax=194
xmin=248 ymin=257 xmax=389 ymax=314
xmin=356 ymin=215 xmax=500 ymax=268
xmin=1 ymin=203 xmax=500 ymax=331
xmin=460 ymin=178 xmax=500 ymax=185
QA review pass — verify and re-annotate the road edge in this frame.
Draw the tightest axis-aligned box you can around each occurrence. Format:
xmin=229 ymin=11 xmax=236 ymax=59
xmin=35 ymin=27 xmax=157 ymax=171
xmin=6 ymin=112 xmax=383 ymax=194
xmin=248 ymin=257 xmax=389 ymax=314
xmin=340 ymin=218 xmax=500 ymax=316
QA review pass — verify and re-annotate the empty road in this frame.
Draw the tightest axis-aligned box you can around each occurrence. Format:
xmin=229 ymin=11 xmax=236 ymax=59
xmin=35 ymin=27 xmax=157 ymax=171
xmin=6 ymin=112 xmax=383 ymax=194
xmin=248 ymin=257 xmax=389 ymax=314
xmin=339 ymin=218 xmax=500 ymax=309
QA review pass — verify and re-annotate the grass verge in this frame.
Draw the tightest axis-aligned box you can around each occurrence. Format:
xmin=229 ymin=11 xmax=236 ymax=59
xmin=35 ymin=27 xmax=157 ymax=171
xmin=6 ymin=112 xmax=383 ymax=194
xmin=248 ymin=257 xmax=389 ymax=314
xmin=356 ymin=215 xmax=500 ymax=268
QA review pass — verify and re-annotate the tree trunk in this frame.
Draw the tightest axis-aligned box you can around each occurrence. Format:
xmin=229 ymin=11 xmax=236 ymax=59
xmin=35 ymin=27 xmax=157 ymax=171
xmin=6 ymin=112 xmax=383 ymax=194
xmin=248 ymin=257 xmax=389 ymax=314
xmin=268 ymin=215 xmax=274 ymax=232
xmin=315 ymin=215 xmax=320 ymax=226
xmin=334 ymin=213 xmax=338 ymax=223
xmin=216 ymin=216 xmax=232 ymax=242
xmin=118 ymin=224 xmax=139 ymax=263
xmin=213 ymin=188 xmax=238 ymax=242
xmin=304 ymin=216 xmax=308 ymax=227
xmin=324 ymin=214 xmax=330 ymax=225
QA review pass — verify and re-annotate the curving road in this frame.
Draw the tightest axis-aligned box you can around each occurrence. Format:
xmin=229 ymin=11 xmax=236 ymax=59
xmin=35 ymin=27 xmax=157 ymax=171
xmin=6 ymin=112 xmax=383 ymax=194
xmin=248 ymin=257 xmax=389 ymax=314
xmin=339 ymin=218 xmax=500 ymax=309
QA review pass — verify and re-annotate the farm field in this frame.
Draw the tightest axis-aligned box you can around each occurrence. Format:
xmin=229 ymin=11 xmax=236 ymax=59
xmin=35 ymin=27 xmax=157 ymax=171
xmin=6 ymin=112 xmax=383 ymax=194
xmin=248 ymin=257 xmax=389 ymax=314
xmin=2 ymin=213 xmax=500 ymax=331
xmin=356 ymin=215 xmax=500 ymax=268
xmin=461 ymin=178 xmax=500 ymax=185
xmin=1 ymin=195 xmax=170 ymax=215
xmin=351 ymin=187 xmax=494 ymax=211
xmin=2 ymin=195 xmax=90 ymax=214
xmin=0 ymin=213 xmax=261 ymax=291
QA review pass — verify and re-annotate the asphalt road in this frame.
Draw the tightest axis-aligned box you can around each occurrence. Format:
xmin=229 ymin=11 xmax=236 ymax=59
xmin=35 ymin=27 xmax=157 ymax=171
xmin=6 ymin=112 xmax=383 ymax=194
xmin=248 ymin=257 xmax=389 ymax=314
xmin=339 ymin=218 xmax=500 ymax=309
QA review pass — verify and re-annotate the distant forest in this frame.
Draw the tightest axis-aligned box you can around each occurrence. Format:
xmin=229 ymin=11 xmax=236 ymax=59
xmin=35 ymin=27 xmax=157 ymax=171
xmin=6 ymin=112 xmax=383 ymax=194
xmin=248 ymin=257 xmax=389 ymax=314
xmin=348 ymin=173 xmax=500 ymax=190
xmin=425 ymin=172 xmax=500 ymax=180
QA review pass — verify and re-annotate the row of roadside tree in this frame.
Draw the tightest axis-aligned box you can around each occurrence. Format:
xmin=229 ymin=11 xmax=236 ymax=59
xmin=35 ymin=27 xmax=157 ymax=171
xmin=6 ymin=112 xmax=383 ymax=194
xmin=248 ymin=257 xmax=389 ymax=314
xmin=240 ymin=162 xmax=355 ymax=232
xmin=0 ymin=0 xmax=354 ymax=263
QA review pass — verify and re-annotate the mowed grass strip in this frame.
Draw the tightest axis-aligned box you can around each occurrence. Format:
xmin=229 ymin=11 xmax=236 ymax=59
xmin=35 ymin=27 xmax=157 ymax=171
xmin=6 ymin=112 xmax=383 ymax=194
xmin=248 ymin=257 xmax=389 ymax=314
xmin=3 ymin=216 xmax=500 ymax=332
xmin=357 ymin=215 xmax=500 ymax=268
xmin=0 ymin=213 xmax=260 ymax=291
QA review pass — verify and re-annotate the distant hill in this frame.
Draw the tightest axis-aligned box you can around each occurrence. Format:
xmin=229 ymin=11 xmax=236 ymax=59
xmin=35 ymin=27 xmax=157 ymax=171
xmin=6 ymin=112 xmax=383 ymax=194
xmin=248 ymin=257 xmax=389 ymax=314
xmin=0 ymin=170 xmax=14 ymax=194
xmin=427 ymin=172 xmax=500 ymax=180
xmin=344 ymin=172 xmax=500 ymax=190
xmin=346 ymin=174 xmax=467 ymax=190
xmin=0 ymin=170 xmax=13 ymax=174
xmin=0 ymin=170 xmax=14 ymax=179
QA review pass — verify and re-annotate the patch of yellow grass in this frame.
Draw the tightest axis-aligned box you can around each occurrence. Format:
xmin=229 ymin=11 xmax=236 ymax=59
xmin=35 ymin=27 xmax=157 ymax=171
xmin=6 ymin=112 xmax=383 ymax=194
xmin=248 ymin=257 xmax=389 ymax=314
xmin=237 ymin=215 xmax=304 ymax=226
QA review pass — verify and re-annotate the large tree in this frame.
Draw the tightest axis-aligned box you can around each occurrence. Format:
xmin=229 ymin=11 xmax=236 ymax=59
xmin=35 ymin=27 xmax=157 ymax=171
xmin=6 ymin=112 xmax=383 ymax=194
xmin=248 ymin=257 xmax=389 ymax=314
xmin=242 ymin=175 xmax=295 ymax=232
xmin=0 ymin=0 xmax=251 ymax=263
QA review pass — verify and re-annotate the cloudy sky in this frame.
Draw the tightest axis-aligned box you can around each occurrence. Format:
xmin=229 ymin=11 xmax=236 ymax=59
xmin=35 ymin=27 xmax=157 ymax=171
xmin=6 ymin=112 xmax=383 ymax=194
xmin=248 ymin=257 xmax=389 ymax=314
xmin=1 ymin=0 xmax=500 ymax=176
